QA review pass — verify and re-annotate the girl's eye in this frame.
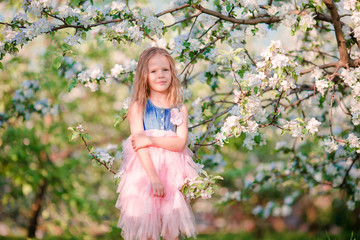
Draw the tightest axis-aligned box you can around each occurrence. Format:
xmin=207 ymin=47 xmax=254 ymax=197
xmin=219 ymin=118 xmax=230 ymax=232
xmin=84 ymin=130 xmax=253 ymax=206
xmin=151 ymin=70 xmax=156 ymax=73
xmin=164 ymin=69 xmax=169 ymax=71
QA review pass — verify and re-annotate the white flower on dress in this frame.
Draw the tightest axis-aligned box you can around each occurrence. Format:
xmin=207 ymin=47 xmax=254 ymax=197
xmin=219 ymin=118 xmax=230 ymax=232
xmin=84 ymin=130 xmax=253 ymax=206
xmin=170 ymin=108 xmax=184 ymax=126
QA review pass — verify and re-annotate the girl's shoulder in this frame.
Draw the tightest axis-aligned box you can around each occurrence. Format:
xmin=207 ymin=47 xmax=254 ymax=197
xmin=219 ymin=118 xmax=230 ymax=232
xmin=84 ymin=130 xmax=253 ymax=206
xmin=175 ymin=103 xmax=188 ymax=117
xmin=128 ymin=100 xmax=144 ymax=118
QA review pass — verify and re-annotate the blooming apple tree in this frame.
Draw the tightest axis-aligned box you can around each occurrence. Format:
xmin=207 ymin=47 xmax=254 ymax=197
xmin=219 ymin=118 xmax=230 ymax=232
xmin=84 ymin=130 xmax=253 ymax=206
xmin=1 ymin=0 xmax=360 ymax=220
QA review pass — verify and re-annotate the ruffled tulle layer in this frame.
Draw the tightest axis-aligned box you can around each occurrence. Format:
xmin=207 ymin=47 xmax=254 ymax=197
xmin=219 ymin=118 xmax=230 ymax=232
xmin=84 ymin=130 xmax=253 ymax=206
xmin=115 ymin=129 xmax=200 ymax=240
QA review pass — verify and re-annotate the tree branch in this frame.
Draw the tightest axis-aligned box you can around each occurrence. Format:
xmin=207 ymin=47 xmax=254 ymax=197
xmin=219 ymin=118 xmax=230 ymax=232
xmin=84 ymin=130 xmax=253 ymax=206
xmin=323 ymin=0 xmax=349 ymax=64
xmin=191 ymin=4 xmax=281 ymax=25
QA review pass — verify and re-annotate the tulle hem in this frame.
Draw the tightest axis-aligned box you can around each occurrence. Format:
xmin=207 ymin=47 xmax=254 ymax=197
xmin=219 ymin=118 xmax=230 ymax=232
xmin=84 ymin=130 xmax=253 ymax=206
xmin=115 ymin=129 xmax=200 ymax=240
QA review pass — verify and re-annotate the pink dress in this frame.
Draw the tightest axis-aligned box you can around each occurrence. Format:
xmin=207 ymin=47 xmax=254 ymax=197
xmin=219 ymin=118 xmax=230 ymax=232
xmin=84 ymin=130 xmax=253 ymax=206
xmin=115 ymin=100 xmax=200 ymax=240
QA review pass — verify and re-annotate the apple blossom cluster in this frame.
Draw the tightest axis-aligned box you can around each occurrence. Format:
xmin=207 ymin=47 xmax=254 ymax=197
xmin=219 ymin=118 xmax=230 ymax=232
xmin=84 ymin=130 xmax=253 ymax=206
xmin=242 ymin=132 xmax=266 ymax=150
xmin=346 ymin=133 xmax=360 ymax=153
xmin=180 ymin=170 xmax=223 ymax=200
xmin=60 ymin=57 xmax=83 ymax=80
xmin=257 ymin=40 xmax=301 ymax=92
xmin=282 ymin=117 xmax=321 ymax=138
xmin=190 ymin=97 xmax=203 ymax=124
xmin=322 ymin=137 xmax=339 ymax=153
xmin=252 ymin=201 xmax=293 ymax=218
xmin=12 ymin=80 xmax=59 ymax=120
xmin=311 ymin=67 xmax=333 ymax=95
xmin=60 ymin=57 xmax=137 ymax=92
xmin=77 ymin=65 xmax=104 ymax=92
xmin=187 ymin=130 xmax=203 ymax=148
xmin=344 ymin=0 xmax=358 ymax=11
xmin=340 ymin=68 xmax=360 ymax=125
xmin=76 ymin=124 xmax=85 ymax=133
xmin=350 ymin=6 xmax=360 ymax=40
xmin=106 ymin=7 xmax=164 ymax=45
xmin=218 ymin=161 xmax=300 ymax=218
xmin=0 ymin=0 xmax=167 ymax=62
xmin=109 ymin=60 xmax=137 ymax=83
xmin=219 ymin=190 xmax=241 ymax=203
xmin=93 ymin=146 xmax=118 ymax=168
xmin=298 ymin=12 xmax=316 ymax=31
xmin=114 ymin=97 xmax=130 ymax=127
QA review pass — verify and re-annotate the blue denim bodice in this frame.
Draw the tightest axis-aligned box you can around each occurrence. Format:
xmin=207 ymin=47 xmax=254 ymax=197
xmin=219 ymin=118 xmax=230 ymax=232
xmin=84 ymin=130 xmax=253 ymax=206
xmin=143 ymin=99 xmax=176 ymax=132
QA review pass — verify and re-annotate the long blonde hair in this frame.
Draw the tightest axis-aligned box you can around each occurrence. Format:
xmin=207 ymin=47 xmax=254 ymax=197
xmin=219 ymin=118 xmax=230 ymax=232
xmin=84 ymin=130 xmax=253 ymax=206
xmin=129 ymin=47 xmax=183 ymax=114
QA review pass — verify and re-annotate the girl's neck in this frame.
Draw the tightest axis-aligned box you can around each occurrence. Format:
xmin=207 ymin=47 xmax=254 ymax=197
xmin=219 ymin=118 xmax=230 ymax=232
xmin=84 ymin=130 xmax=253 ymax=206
xmin=149 ymin=91 xmax=170 ymax=108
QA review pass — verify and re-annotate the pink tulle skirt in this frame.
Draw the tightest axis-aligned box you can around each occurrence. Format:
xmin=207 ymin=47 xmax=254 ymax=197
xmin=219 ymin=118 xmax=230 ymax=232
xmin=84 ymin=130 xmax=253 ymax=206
xmin=115 ymin=129 xmax=200 ymax=240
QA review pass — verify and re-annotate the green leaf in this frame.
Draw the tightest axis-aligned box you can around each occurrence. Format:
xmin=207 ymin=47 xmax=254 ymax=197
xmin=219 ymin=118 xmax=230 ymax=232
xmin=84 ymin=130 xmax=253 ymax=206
xmin=70 ymin=132 xmax=79 ymax=141
xmin=295 ymin=117 xmax=304 ymax=124
xmin=65 ymin=17 xmax=73 ymax=25
xmin=84 ymin=133 xmax=91 ymax=140
xmin=0 ymin=62 xmax=3 ymax=71
xmin=114 ymin=116 xmax=121 ymax=127
xmin=53 ymin=55 xmax=63 ymax=70
xmin=68 ymin=79 xmax=77 ymax=92
xmin=254 ymin=135 xmax=261 ymax=144
xmin=115 ymin=177 xmax=120 ymax=186
xmin=211 ymin=175 xmax=223 ymax=180
xmin=182 ymin=186 xmax=188 ymax=195
xmin=81 ymin=31 xmax=87 ymax=40
xmin=71 ymin=0 xmax=81 ymax=6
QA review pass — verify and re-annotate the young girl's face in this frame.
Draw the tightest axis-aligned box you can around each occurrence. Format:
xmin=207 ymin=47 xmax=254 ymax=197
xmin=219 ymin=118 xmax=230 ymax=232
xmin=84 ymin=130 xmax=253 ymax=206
xmin=147 ymin=54 xmax=172 ymax=95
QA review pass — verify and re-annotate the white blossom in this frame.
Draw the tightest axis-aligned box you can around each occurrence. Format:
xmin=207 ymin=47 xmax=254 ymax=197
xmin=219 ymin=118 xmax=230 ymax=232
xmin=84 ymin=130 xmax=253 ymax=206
xmin=122 ymin=97 xmax=130 ymax=110
xmin=347 ymin=133 xmax=360 ymax=149
xmin=281 ymin=205 xmax=292 ymax=216
xmin=64 ymin=32 xmax=82 ymax=46
xmin=215 ymin=132 xmax=226 ymax=147
xmin=351 ymin=11 xmax=360 ymax=26
xmin=267 ymin=5 xmax=278 ymax=16
xmin=111 ymin=64 xmax=124 ymax=77
xmin=323 ymin=138 xmax=339 ymax=153
xmin=245 ymin=95 xmax=261 ymax=116
xmin=85 ymin=5 xmax=98 ymax=18
xmin=84 ymin=81 xmax=98 ymax=92
xmin=281 ymin=14 xmax=297 ymax=32
xmin=144 ymin=15 xmax=163 ymax=38
xmin=283 ymin=120 xmax=303 ymax=138
xmin=111 ymin=1 xmax=126 ymax=11
xmin=191 ymin=97 xmax=203 ymax=123
xmin=188 ymin=38 xmax=201 ymax=51
xmin=299 ymin=12 xmax=316 ymax=30
xmin=315 ymin=79 xmax=329 ymax=95
xmin=306 ymin=118 xmax=321 ymax=134
xmin=252 ymin=205 xmax=262 ymax=215
xmin=58 ymin=5 xmax=78 ymax=18
xmin=311 ymin=67 xmax=323 ymax=81
xmin=0 ymin=42 xmax=5 ymax=54
xmin=3 ymin=27 xmax=17 ymax=42
xmin=346 ymin=200 xmax=355 ymax=211
xmin=345 ymin=0 xmax=357 ymax=10
xmin=271 ymin=54 xmax=289 ymax=69
xmin=88 ymin=65 xmax=104 ymax=79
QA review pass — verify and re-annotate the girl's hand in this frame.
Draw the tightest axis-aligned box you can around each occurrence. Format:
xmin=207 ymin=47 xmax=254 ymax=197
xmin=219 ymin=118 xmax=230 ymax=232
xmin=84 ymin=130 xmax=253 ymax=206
xmin=150 ymin=175 xmax=166 ymax=197
xmin=131 ymin=133 xmax=152 ymax=151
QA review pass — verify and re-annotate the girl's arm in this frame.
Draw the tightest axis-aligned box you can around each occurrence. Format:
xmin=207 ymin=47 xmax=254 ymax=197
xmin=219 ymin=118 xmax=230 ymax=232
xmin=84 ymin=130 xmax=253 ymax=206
xmin=128 ymin=101 xmax=166 ymax=197
xmin=131 ymin=104 xmax=189 ymax=152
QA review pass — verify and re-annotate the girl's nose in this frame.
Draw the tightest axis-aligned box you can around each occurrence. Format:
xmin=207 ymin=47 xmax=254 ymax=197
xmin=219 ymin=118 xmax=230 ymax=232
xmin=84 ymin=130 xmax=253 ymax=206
xmin=158 ymin=71 xmax=165 ymax=78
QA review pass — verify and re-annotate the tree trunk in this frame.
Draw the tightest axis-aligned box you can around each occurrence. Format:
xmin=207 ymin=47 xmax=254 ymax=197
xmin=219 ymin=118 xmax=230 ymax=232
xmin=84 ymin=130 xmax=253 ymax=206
xmin=27 ymin=179 xmax=47 ymax=238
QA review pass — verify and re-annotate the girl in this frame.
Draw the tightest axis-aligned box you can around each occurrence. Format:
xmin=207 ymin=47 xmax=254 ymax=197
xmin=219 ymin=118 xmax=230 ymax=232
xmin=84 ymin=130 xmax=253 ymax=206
xmin=115 ymin=47 xmax=200 ymax=240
